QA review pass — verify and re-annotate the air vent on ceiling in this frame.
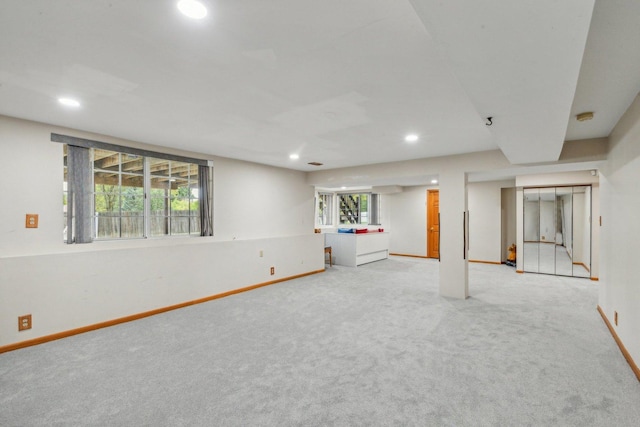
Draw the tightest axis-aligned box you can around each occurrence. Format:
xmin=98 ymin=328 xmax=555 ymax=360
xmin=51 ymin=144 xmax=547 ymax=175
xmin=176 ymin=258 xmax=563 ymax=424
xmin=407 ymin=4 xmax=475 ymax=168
xmin=308 ymin=162 xmax=323 ymax=166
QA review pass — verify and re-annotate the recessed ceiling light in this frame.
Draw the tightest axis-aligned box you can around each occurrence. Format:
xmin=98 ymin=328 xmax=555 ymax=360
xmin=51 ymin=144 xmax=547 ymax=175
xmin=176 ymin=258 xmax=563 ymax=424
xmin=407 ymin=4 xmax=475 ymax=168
xmin=58 ymin=97 xmax=80 ymax=107
xmin=405 ymin=134 xmax=419 ymax=142
xmin=177 ymin=0 xmax=207 ymax=19
xmin=341 ymin=186 xmax=347 ymax=190
xmin=431 ymin=179 xmax=438 ymax=184
xmin=289 ymin=154 xmax=299 ymax=160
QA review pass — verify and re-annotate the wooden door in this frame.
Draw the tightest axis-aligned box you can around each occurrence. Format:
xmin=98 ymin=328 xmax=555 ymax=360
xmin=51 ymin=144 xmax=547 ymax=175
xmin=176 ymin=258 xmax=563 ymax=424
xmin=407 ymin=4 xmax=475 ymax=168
xmin=427 ymin=190 xmax=440 ymax=258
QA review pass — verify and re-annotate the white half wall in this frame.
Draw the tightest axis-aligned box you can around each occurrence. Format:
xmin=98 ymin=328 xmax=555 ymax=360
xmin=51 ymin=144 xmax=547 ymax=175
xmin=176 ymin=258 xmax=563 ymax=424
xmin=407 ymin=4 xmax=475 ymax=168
xmin=0 ymin=235 xmax=323 ymax=348
xmin=0 ymin=115 xmax=323 ymax=348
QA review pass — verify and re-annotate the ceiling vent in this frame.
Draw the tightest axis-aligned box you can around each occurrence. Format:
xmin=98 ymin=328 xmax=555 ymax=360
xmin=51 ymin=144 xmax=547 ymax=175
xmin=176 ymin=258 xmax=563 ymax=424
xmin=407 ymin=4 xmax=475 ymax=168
xmin=576 ymin=112 xmax=594 ymax=121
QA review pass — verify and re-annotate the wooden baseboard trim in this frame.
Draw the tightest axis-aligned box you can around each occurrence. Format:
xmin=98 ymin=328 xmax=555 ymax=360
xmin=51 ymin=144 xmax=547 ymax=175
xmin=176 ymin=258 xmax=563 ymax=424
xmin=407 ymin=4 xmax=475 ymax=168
xmin=573 ymin=262 xmax=590 ymax=272
xmin=597 ymin=305 xmax=640 ymax=382
xmin=591 ymin=277 xmax=599 ymax=281
xmin=389 ymin=253 xmax=429 ymax=259
xmin=0 ymin=269 xmax=325 ymax=355
xmin=516 ymin=270 xmax=524 ymax=274
xmin=469 ymin=260 xmax=502 ymax=265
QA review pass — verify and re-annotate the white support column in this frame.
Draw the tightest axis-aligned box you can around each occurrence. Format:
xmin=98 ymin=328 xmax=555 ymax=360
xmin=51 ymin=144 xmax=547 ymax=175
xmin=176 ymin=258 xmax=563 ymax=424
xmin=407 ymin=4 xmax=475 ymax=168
xmin=438 ymin=170 xmax=469 ymax=299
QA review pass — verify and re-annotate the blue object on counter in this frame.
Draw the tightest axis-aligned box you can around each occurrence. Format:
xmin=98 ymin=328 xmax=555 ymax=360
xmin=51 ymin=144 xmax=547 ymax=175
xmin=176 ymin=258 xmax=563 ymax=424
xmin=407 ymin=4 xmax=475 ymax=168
xmin=338 ymin=228 xmax=354 ymax=233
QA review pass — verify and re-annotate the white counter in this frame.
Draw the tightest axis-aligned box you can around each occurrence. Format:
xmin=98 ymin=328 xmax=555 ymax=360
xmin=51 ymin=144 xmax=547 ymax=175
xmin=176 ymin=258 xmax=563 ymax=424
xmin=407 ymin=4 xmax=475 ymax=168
xmin=324 ymin=232 xmax=389 ymax=267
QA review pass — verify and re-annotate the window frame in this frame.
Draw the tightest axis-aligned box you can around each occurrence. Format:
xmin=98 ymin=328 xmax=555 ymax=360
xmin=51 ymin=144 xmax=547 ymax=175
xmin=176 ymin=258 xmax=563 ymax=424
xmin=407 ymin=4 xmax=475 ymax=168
xmin=316 ymin=192 xmax=334 ymax=226
xmin=337 ymin=192 xmax=381 ymax=226
xmin=57 ymin=133 xmax=212 ymax=243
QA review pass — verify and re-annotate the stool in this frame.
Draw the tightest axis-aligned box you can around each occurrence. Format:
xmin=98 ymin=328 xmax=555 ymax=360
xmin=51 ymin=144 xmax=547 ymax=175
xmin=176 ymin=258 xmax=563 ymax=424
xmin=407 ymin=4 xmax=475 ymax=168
xmin=324 ymin=246 xmax=332 ymax=266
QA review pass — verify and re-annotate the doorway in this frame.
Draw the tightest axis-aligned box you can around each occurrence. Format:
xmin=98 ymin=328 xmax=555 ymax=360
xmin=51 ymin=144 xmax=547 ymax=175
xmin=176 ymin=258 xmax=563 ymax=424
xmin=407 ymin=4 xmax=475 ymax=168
xmin=427 ymin=190 xmax=439 ymax=258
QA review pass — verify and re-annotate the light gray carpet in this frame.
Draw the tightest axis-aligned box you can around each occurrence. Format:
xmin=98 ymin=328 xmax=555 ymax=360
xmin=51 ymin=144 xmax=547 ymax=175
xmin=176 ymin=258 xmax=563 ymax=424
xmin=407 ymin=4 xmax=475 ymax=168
xmin=1 ymin=257 xmax=639 ymax=426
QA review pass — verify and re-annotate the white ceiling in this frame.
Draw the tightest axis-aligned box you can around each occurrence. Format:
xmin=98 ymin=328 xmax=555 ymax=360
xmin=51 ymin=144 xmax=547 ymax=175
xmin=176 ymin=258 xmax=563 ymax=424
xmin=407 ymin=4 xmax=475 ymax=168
xmin=0 ymin=0 xmax=638 ymax=172
xmin=565 ymin=0 xmax=640 ymax=141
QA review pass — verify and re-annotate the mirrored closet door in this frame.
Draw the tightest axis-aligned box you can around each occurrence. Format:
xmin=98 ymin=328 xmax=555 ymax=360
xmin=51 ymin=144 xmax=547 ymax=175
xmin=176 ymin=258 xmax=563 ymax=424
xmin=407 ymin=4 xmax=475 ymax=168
xmin=523 ymin=186 xmax=591 ymax=277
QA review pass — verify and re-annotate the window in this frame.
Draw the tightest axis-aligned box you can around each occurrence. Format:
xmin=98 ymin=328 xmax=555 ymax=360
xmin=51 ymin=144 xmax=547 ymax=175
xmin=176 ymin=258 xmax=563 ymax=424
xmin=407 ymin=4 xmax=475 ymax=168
xmin=94 ymin=149 xmax=146 ymax=239
xmin=148 ymin=157 xmax=199 ymax=237
xmin=58 ymin=133 xmax=212 ymax=243
xmin=317 ymin=193 xmax=334 ymax=226
xmin=338 ymin=193 xmax=380 ymax=225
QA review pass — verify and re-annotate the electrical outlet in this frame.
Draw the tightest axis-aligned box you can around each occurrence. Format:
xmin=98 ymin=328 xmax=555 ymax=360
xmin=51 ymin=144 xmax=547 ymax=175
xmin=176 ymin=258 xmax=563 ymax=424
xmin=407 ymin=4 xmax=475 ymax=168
xmin=259 ymin=250 xmax=263 ymax=257
xmin=614 ymin=311 xmax=618 ymax=326
xmin=18 ymin=314 xmax=32 ymax=331
xmin=270 ymin=266 xmax=275 ymax=275
xmin=25 ymin=214 xmax=38 ymax=228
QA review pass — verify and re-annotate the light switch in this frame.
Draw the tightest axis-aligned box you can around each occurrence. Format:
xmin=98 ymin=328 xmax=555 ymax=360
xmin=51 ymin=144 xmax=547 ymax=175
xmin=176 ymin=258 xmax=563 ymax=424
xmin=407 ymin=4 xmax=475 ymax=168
xmin=26 ymin=214 xmax=39 ymax=228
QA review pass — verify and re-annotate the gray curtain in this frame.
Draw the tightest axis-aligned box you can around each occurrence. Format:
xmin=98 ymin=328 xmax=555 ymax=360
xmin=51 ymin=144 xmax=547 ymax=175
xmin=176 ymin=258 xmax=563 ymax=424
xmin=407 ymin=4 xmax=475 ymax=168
xmin=67 ymin=145 xmax=92 ymax=243
xmin=199 ymin=165 xmax=213 ymax=236
xmin=370 ymin=193 xmax=380 ymax=225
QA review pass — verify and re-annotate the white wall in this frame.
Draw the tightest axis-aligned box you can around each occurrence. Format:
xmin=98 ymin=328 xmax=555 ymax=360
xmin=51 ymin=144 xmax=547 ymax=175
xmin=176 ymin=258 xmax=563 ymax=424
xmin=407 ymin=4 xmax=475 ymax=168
xmin=516 ymin=171 xmax=599 ymax=188
xmin=599 ymin=93 xmax=640 ymax=371
xmin=213 ymin=157 xmax=314 ymax=241
xmin=468 ymin=181 xmax=502 ymax=263
xmin=387 ymin=186 xmax=429 ymax=256
xmin=0 ymin=115 xmax=323 ymax=348
xmin=385 ymin=181 xmax=506 ymax=263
